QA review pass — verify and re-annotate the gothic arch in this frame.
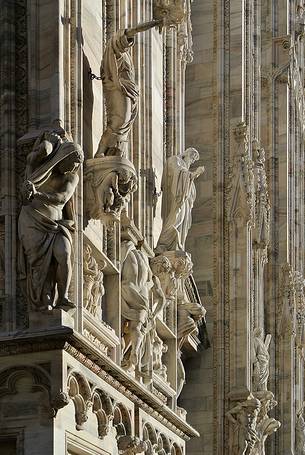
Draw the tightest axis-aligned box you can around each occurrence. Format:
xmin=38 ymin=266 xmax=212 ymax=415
xmin=157 ymin=433 xmax=171 ymax=455
xmin=143 ymin=423 xmax=158 ymax=454
xmin=113 ymin=402 xmax=132 ymax=437
xmin=91 ymin=387 xmax=114 ymax=438
xmin=0 ymin=365 xmax=51 ymax=399
xmin=67 ymin=371 xmax=92 ymax=430
xmin=170 ymin=443 xmax=183 ymax=455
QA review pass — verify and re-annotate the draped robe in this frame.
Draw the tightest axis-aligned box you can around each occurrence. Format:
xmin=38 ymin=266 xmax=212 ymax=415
xmin=157 ymin=155 xmax=196 ymax=253
xmin=18 ymin=142 xmax=77 ymax=309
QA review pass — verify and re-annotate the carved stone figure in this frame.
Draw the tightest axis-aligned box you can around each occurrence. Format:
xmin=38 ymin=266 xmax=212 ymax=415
xmin=152 ymin=328 xmax=168 ymax=380
xmin=156 ymin=148 xmax=204 ymax=253
xmin=117 ymin=435 xmax=147 ymax=455
xmin=296 ymin=405 xmax=305 ymax=455
xmin=150 ymin=254 xmax=176 ymax=311
xmin=50 ymin=391 xmax=70 ymax=417
xmin=252 ymin=391 xmax=281 ymax=455
xmin=121 ymin=240 xmax=166 ymax=371
xmin=83 ymin=245 xmax=106 ymax=318
xmin=226 ymin=395 xmax=261 ymax=455
xmin=96 ymin=20 xmax=162 ymax=158
xmin=85 ymin=156 xmax=138 ymax=227
xmin=252 ymin=328 xmax=271 ymax=391
xmin=18 ymin=130 xmax=83 ymax=311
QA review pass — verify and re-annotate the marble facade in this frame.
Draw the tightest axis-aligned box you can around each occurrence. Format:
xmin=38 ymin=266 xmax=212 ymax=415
xmin=0 ymin=1 xmax=205 ymax=454
xmin=1 ymin=0 xmax=305 ymax=454
xmin=179 ymin=0 xmax=305 ymax=454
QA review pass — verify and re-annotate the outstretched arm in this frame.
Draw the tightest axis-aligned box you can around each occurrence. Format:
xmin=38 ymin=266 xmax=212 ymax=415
xmin=125 ymin=19 xmax=162 ymax=39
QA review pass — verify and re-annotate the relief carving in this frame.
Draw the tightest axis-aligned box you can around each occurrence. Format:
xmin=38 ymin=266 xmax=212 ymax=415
xmin=18 ymin=129 xmax=83 ymax=311
xmin=156 ymin=148 xmax=204 ymax=254
xmin=83 ymin=244 xmax=106 ymax=318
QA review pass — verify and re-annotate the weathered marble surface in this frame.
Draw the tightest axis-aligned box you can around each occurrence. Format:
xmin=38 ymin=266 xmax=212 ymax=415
xmin=18 ymin=129 xmax=83 ymax=311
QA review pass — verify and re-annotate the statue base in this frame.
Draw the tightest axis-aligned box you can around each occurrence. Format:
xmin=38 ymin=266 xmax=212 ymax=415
xmin=29 ymin=308 xmax=75 ymax=332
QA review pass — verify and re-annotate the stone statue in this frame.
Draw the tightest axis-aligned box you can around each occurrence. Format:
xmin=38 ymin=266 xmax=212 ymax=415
xmin=150 ymin=254 xmax=176 ymax=315
xmin=177 ymin=300 xmax=206 ymax=341
xmin=18 ymin=130 xmax=83 ymax=311
xmin=152 ymin=328 xmax=168 ymax=380
xmin=296 ymin=405 xmax=305 ymax=455
xmin=252 ymin=391 xmax=280 ymax=455
xmin=96 ymin=20 xmax=162 ymax=158
xmin=156 ymin=148 xmax=204 ymax=253
xmin=121 ymin=240 xmax=166 ymax=371
xmin=226 ymin=394 xmax=261 ymax=455
xmin=85 ymin=156 xmax=138 ymax=227
xmin=83 ymin=245 xmax=106 ymax=318
xmin=252 ymin=328 xmax=271 ymax=391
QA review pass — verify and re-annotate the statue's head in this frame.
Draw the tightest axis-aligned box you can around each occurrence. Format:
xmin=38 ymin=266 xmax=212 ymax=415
xmin=181 ymin=147 xmax=200 ymax=167
xmin=56 ymin=143 xmax=84 ymax=174
xmin=44 ymin=131 xmax=62 ymax=147
xmin=241 ymin=394 xmax=261 ymax=413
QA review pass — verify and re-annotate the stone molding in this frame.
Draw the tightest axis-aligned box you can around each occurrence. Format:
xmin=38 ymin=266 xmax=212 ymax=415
xmin=0 ymin=329 xmax=198 ymax=440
